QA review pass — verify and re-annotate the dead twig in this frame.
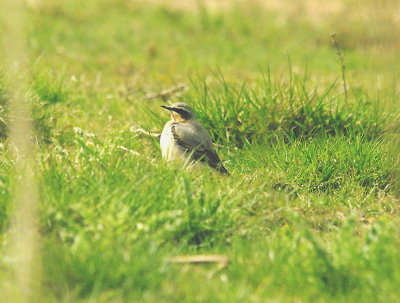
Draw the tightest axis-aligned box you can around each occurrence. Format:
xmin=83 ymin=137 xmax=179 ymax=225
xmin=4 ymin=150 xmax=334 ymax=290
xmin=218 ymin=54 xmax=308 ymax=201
xmin=143 ymin=83 xmax=188 ymax=102
xmin=167 ymin=255 xmax=230 ymax=267
xmin=131 ymin=128 xmax=229 ymax=151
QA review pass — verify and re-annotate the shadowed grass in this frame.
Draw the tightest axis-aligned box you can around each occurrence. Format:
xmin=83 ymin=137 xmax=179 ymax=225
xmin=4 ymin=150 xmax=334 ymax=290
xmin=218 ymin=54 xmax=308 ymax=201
xmin=188 ymin=73 xmax=392 ymax=147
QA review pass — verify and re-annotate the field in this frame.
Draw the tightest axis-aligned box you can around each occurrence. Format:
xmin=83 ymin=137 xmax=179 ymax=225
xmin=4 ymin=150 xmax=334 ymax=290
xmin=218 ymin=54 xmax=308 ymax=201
xmin=1 ymin=0 xmax=400 ymax=302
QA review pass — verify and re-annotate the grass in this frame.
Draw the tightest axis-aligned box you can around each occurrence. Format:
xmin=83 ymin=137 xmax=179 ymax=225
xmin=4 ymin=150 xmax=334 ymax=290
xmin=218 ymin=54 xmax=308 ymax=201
xmin=1 ymin=0 xmax=400 ymax=302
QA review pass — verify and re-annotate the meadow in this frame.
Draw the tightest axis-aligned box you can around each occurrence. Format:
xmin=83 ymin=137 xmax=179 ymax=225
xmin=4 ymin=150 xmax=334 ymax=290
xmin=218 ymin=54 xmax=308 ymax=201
xmin=1 ymin=0 xmax=400 ymax=302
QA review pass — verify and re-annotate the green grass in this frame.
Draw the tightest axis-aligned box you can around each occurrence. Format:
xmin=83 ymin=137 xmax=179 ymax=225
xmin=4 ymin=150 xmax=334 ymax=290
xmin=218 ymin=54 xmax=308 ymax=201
xmin=1 ymin=0 xmax=400 ymax=302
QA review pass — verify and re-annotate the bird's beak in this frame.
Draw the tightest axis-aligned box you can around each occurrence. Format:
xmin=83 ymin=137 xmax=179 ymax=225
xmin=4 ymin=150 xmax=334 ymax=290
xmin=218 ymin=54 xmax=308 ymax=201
xmin=161 ymin=105 xmax=179 ymax=113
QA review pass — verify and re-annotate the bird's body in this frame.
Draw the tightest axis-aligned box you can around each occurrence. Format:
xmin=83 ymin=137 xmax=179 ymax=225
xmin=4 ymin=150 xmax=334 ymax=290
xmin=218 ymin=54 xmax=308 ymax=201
xmin=160 ymin=120 xmax=189 ymax=162
xmin=160 ymin=102 xmax=229 ymax=175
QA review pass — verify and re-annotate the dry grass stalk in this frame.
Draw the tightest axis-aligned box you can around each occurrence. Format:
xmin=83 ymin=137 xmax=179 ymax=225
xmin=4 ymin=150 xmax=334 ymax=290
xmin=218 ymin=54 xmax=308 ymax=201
xmin=1 ymin=0 xmax=41 ymax=301
xmin=330 ymin=32 xmax=348 ymax=102
xmin=131 ymin=127 xmax=161 ymax=138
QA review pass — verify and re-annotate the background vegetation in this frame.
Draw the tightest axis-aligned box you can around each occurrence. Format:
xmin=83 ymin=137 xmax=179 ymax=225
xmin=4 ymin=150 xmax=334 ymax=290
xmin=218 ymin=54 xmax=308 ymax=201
xmin=1 ymin=0 xmax=399 ymax=302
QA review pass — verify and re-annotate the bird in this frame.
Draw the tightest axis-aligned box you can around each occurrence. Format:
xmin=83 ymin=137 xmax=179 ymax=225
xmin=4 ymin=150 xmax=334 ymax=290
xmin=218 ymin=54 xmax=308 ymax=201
xmin=160 ymin=102 xmax=229 ymax=175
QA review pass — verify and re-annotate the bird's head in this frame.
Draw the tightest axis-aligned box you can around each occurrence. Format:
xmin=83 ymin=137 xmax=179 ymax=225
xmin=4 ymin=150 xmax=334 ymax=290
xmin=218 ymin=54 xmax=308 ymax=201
xmin=161 ymin=102 xmax=196 ymax=122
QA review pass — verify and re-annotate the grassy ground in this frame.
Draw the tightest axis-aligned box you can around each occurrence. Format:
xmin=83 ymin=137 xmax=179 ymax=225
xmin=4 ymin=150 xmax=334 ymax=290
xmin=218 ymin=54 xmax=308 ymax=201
xmin=1 ymin=0 xmax=400 ymax=302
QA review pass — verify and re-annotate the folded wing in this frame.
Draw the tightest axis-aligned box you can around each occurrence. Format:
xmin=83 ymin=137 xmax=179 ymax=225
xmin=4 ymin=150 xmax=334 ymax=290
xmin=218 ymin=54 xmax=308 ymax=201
xmin=171 ymin=122 xmax=230 ymax=175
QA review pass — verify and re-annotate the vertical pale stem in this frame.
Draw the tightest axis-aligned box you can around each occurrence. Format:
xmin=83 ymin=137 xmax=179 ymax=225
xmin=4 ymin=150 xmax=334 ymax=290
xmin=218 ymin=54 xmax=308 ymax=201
xmin=1 ymin=0 xmax=41 ymax=302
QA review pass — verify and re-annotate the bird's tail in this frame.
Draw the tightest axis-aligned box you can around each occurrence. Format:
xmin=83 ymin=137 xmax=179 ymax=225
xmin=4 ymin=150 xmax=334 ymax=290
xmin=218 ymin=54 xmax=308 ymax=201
xmin=218 ymin=164 xmax=230 ymax=176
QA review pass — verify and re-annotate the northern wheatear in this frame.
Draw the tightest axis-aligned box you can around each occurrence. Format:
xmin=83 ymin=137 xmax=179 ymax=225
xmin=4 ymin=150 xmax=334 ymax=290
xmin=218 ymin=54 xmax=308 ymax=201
xmin=160 ymin=102 xmax=229 ymax=175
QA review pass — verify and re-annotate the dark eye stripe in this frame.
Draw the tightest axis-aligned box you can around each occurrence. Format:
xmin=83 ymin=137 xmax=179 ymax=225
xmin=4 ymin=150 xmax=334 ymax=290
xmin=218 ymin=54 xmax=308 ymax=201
xmin=172 ymin=108 xmax=190 ymax=119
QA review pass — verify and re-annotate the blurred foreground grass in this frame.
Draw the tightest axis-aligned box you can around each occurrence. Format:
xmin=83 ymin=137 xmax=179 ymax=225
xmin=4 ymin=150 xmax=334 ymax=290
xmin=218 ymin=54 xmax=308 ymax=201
xmin=1 ymin=0 xmax=400 ymax=302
